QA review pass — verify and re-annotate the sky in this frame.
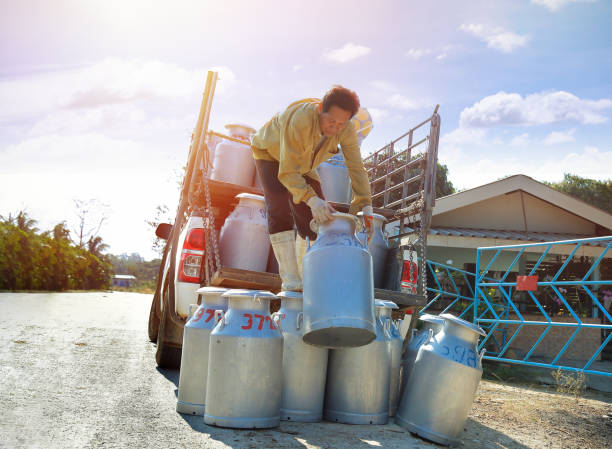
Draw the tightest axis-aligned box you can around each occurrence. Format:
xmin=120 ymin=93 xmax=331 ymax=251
xmin=1 ymin=0 xmax=611 ymax=261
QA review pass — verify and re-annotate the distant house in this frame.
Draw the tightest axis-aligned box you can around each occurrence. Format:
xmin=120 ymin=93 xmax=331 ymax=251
xmin=112 ymin=274 xmax=137 ymax=288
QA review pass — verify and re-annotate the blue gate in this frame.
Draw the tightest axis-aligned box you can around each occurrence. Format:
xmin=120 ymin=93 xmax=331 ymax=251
xmin=420 ymin=236 xmax=612 ymax=378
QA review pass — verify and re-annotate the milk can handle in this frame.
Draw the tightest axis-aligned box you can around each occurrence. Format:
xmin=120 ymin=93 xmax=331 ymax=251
xmin=188 ymin=304 xmax=198 ymax=320
xmin=272 ymin=313 xmax=283 ymax=333
xmin=383 ymin=318 xmax=392 ymax=339
xmin=427 ymin=328 xmax=435 ymax=342
xmin=214 ymin=310 xmax=225 ymax=328
xmin=296 ymin=312 xmax=303 ymax=331
xmin=479 ymin=347 xmax=486 ymax=362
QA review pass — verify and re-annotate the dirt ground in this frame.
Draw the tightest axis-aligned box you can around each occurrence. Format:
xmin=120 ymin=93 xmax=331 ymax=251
xmin=1 ymin=292 xmax=610 ymax=449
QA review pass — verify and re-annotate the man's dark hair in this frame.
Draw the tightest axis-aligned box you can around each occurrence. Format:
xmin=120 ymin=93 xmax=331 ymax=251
xmin=321 ymin=85 xmax=360 ymax=116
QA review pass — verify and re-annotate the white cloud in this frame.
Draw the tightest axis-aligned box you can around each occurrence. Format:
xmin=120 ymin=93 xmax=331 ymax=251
xmin=531 ymin=0 xmax=596 ymax=12
xmin=460 ymin=91 xmax=612 ymax=127
xmin=444 ymin=144 xmax=612 ymax=190
xmin=324 ymin=43 xmax=371 ymax=63
xmin=386 ymin=94 xmax=421 ymax=110
xmin=510 ymin=133 xmax=530 ymax=146
xmin=0 ymin=59 xmax=235 ymax=121
xmin=459 ymin=24 xmax=529 ymax=53
xmin=292 ymin=65 xmax=304 ymax=72
xmin=543 ymin=129 xmax=576 ymax=145
xmin=368 ymin=108 xmax=389 ymax=122
xmin=406 ymin=48 xmax=432 ymax=60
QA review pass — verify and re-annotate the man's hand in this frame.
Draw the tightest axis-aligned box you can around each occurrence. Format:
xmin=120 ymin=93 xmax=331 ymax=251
xmin=307 ymin=197 xmax=335 ymax=224
xmin=362 ymin=205 xmax=374 ymax=242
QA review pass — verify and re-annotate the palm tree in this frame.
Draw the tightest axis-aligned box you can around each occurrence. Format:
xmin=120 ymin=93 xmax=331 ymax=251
xmin=87 ymin=236 xmax=109 ymax=258
xmin=0 ymin=210 xmax=39 ymax=233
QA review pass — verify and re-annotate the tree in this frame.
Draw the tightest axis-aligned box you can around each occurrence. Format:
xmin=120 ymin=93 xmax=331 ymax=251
xmin=73 ymin=198 xmax=110 ymax=248
xmin=87 ymin=235 xmax=109 ymax=258
xmin=546 ymin=174 xmax=612 ymax=214
xmin=146 ymin=204 xmax=172 ymax=257
xmin=435 ymin=163 xmax=455 ymax=198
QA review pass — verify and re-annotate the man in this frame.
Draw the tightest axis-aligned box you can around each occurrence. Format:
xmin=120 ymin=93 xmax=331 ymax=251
xmin=251 ymin=85 xmax=374 ymax=291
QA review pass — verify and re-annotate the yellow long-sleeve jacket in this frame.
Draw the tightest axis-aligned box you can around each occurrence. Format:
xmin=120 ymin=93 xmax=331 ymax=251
xmin=251 ymin=99 xmax=372 ymax=214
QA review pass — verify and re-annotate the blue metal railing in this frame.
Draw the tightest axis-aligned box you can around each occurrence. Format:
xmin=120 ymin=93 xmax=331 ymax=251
xmin=421 ymin=260 xmax=510 ymax=354
xmin=475 ymin=236 xmax=612 ymax=377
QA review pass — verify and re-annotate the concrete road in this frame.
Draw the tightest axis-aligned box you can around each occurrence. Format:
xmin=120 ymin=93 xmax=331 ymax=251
xmin=0 ymin=292 xmax=434 ymax=449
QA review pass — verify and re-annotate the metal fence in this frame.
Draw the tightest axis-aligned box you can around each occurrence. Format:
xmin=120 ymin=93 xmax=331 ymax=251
xmin=420 ymin=236 xmax=612 ymax=378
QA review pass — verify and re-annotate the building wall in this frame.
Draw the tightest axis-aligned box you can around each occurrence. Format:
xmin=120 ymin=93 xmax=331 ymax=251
xmin=432 ymin=191 xmax=596 ymax=234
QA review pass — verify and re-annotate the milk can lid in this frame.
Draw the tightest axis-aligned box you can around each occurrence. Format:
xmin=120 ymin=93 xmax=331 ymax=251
xmin=374 ymin=299 xmax=386 ymax=308
xmin=380 ymin=300 xmax=398 ymax=309
xmin=310 ymin=212 xmax=363 ymax=234
xmin=440 ymin=313 xmax=486 ymax=337
xmin=222 ymin=289 xmax=277 ymax=299
xmin=419 ymin=314 xmax=445 ymax=325
xmin=357 ymin=211 xmax=387 ymax=222
xmin=196 ymin=286 xmax=229 ymax=295
xmin=277 ymin=291 xmax=303 ymax=300
xmin=236 ymin=193 xmax=265 ymax=202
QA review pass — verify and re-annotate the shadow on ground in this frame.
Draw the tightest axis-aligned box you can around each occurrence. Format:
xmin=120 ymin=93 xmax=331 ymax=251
xmin=461 ymin=419 xmax=531 ymax=449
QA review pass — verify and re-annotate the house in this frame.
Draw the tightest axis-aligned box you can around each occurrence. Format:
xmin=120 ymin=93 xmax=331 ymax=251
xmin=112 ymin=274 xmax=137 ymax=288
xmin=393 ymin=174 xmax=612 ymax=362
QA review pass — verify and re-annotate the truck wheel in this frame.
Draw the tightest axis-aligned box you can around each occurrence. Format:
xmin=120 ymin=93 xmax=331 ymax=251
xmin=147 ymin=295 xmax=160 ymax=343
xmin=155 ymin=302 xmax=182 ymax=369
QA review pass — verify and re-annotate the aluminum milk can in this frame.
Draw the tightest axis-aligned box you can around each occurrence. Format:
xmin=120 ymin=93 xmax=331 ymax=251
xmin=177 ymin=287 xmax=228 ymax=415
xmin=204 ymin=289 xmax=282 ymax=428
xmin=379 ymin=301 xmax=402 ymax=417
xmin=210 ymin=123 xmax=256 ymax=187
xmin=395 ymin=313 xmax=486 ymax=447
xmin=323 ymin=300 xmax=392 ymax=424
xmin=316 ymin=153 xmax=352 ymax=203
xmin=357 ymin=212 xmax=389 ymax=288
xmin=219 ymin=193 xmax=270 ymax=272
xmin=273 ymin=291 xmax=329 ymax=422
xmin=302 ymin=212 xmax=376 ymax=348
xmin=399 ymin=314 xmax=445 ymax=399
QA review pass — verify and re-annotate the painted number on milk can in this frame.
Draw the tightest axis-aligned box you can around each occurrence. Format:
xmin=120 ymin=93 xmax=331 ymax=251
xmin=440 ymin=344 xmax=478 ymax=368
xmin=192 ymin=308 xmax=216 ymax=323
xmin=241 ymin=313 xmax=276 ymax=330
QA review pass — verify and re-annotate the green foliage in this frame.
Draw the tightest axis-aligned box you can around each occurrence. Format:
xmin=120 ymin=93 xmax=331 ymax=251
xmin=545 ymin=173 xmax=612 ymax=214
xmin=0 ymin=211 xmax=112 ymax=291
xmin=435 ymin=163 xmax=455 ymax=198
xmin=108 ymin=253 xmax=161 ymax=293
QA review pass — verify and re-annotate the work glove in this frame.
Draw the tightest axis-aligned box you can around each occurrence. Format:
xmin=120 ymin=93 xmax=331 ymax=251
xmin=362 ymin=205 xmax=374 ymax=243
xmin=307 ymin=196 xmax=335 ymax=224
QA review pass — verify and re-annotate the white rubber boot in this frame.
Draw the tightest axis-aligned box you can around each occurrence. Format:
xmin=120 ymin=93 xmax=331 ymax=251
xmin=295 ymin=234 xmax=309 ymax=281
xmin=270 ymin=230 xmax=302 ymax=292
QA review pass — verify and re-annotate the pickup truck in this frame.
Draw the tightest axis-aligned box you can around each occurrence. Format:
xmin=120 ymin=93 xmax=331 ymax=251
xmin=147 ymin=71 xmax=441 ymax=368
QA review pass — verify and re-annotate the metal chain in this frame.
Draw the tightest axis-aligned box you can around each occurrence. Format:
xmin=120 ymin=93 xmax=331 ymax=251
xmin=202 ymin=142 xmax=221 ymax=283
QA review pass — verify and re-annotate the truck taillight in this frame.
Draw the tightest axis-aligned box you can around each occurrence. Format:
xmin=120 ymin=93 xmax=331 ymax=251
xmin=184 ymin=228 xmax=205 ymax=251
xmin=178 ymin=228 xmax=205 ymax=283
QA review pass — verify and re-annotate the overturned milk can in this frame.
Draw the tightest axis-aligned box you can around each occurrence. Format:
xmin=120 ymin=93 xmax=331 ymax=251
xmin=218 ymin=193 xmax=270 ymax=272
xmin=357 ymin=212 xmax=389 ymax=288
xmin=204 ymin=289 xmax=283 ymax=429
xmin=210 ymin=123 xmax=256 ymax=187
xmin=302 ymin=212 xmax=376 ymax=348
xmin=395 ymin=313 xmax=486 ymax=447
xmin=273 ymin=291 xmax=328 ymax=422
xmin=323 ymin=299 xmax=392 ymax=424
xmin=177 ymin=287 xmax=228 ymax=415
xmin=399 ymin=314 xmax=445 ymax=399
xmin=316 ymin=153 xmax=352 ymax=204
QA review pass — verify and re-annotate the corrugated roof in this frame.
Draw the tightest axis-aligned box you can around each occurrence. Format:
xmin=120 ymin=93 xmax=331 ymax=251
xmin=394 ymin=225 xmax=609 ymax=246
xmin=113 ymin=274 xmax=136 ymax=279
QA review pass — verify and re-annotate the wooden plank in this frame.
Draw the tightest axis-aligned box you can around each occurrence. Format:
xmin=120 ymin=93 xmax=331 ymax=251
xmin=210 ymin=266 xmax=282 ymax=292
xmin=207 ymin=179 xmax=263 ymax=208
xmin=374 ymin=288 xmax=427 ymax=308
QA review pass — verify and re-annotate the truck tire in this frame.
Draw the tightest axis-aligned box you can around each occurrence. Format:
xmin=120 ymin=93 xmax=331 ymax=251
xmin=155 ymin=281 xmax=183 ymax=369
xmin=147 ymin=294 xmax=160 ymax=343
